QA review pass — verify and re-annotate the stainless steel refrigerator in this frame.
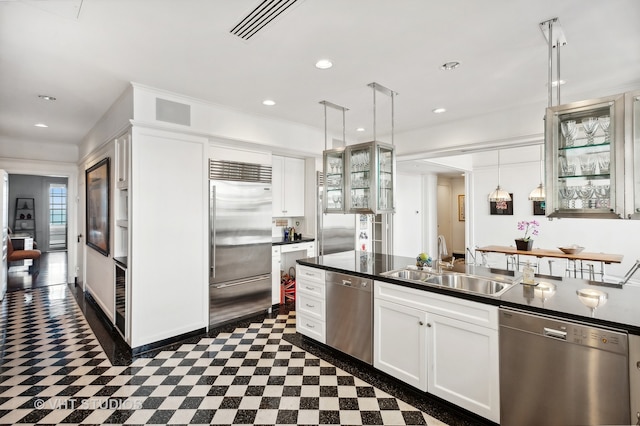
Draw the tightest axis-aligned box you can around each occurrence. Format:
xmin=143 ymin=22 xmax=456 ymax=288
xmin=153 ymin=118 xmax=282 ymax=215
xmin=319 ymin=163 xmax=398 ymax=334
xmin=209 ymin=160 xmax=272 ymax=326
xmin=317 ymin=172 xmax=356 ymax=255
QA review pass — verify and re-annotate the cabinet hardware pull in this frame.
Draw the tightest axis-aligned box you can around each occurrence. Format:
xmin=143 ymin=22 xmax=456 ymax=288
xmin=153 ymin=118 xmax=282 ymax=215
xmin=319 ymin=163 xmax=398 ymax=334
xmin=305 ymin=286 xmax=314 ymax=290
xmin=427 ymin=323 xmax=432 ymax=327
xmin=306 ymin=323 xmax=314 ymax=328
xmin=306 ymin=304 xmax=315 ymax=308
xmin=419 ymin=321 xmax=424 ymax=326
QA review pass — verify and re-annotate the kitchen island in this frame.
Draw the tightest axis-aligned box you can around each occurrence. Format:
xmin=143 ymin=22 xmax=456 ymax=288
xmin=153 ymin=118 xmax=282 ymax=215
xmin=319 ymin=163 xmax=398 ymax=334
xmin=296 ymin=250 xmax=640 ymax=425
xmin=297 ymin=250 xmax=640 ymax=334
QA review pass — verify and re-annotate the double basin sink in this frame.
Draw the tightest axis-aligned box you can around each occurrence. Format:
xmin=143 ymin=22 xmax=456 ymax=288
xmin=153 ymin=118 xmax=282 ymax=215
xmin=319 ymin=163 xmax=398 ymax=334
xmin=380 ymin=268 xmax=515 ymax=297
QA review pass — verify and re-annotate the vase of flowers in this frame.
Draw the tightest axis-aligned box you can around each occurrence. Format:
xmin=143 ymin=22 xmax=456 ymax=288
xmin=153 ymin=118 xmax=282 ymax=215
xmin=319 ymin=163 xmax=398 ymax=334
xmin=515 ymin=220 xmax=539 ymax=251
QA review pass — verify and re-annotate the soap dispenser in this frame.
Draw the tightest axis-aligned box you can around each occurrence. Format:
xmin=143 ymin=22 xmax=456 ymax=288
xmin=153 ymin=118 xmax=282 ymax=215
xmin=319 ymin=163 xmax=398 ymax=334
xmin=522 ymin=261 xmax=535 ymax=285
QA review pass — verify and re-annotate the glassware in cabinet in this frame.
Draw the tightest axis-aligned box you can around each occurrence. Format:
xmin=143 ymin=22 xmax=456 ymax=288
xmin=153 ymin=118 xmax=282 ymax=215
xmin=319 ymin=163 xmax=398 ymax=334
xmin=347 ymin=143 xmax=373 ymax=212
xmin=545 ymin=93 xmax=624 ymax=219
xmin=377 ymin=144 xmax=395 ymax=212
xmin=345 ymin=141 xmax=395 ymax=214
xmin=323 ymin=148 xmax=345 ymax=213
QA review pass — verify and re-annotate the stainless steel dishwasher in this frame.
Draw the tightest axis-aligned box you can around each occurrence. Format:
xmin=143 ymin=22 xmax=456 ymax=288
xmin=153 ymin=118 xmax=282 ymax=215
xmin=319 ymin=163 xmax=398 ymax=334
xmin=326 ymin=271 xmax=373 ymax=364
xmin=499 ymin=307 xmax=630 ymax=426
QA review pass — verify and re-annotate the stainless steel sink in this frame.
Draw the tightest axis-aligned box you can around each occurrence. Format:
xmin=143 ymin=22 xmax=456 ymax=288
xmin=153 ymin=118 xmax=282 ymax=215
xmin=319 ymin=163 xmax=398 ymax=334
xmin=381 ymin=268 xmax=513 ymax=297
xmin=425 ymin=274 xmax=512 ymax=296
xmin=382 ymin=269 xmax=435 ymax=282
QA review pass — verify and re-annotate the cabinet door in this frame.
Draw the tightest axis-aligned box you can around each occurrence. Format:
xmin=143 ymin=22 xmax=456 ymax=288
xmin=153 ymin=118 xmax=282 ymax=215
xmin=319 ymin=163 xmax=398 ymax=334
xmin=271 ymin=247 xmax=281 ymax=305
xmin=283 ymin=157 xmax=305 ymax=216
xmin=272 ymin=156 xmax=285 ymax=216
xmin=374 ymin=298 xmax=427 ymax=391
xmin=545 ymin=93 xmax=624 ymax=218
xmin=427 ymin=313 xmax=500 ymax=423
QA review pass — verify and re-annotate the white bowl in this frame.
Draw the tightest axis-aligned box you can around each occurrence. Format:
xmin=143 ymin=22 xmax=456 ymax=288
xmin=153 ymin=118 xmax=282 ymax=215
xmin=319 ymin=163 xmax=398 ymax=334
xmin=558 ymin=245 xmax=585 ymax=255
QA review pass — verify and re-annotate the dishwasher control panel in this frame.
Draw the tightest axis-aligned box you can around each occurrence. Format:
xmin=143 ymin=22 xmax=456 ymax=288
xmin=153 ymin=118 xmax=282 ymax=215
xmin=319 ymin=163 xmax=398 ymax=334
xmin=500 ymin=308 xmax=628 ymax=355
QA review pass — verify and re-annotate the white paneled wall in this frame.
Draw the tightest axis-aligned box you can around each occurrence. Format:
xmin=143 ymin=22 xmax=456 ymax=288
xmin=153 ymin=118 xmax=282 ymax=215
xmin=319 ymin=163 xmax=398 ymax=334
xmin=393 ymin=173 xmax=423 ymax=258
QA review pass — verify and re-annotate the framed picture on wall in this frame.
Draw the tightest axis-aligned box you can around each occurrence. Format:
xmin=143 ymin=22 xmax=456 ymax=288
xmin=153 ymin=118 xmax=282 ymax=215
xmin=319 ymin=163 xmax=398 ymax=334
xmin=458 ymin=195 xmax=465 ymax=221
xmin=490 ymin=193 xmax=514 ymax=215
xmin=86 ymin=157 xmax=110 ymax=256
xmin=533 ymin=200 xmax=546 ymax=216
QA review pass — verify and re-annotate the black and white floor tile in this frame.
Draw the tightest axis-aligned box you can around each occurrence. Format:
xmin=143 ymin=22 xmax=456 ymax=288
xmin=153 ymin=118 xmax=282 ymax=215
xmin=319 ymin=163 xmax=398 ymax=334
xmin=0 ymin=284 xmax=449 ymax=425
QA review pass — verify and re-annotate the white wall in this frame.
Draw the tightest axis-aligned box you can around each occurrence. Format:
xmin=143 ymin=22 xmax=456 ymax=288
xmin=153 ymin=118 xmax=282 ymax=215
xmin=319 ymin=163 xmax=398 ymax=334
xmin=130 ymin=127 xmax=208 ymax=348
xmin=471 ymin=146 xmax=639 ymax=279
xmin=393 ymin=173 xmax=423 ymax=258
xmin=82 ymin=145 xmax=116 ymax=322
xmin=132 ymin=83 xmax=325 ymax=157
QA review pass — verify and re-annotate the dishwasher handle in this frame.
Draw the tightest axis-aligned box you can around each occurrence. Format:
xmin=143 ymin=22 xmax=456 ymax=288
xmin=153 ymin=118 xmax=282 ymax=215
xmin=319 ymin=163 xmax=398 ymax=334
xmin=544 ymin=327 xmax=567 ymax=340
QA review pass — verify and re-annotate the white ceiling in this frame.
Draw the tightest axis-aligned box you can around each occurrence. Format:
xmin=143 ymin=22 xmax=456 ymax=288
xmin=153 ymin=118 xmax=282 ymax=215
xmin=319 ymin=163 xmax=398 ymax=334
xmin=2 ymin=0 xmax=640 ymax=157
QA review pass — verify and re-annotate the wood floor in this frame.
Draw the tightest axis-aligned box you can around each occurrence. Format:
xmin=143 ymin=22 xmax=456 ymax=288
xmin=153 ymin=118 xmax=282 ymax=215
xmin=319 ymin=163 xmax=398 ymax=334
xmin=7 ymin=250 xmax=68 ymax=292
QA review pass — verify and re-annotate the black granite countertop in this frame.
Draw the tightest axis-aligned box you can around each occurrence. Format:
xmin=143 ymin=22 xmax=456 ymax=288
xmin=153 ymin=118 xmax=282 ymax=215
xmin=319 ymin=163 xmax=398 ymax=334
xmin=272 ymin=237 xmax=315 ymax=245
xmin=297 ymin=250 xmax=640 ymax=335
xmin=114 ymin=256 xmax=128 ymax=268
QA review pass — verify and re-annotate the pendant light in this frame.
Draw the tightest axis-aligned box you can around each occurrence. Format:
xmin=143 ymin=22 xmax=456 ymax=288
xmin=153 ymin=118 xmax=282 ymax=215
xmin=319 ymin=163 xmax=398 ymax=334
xmin=528 ymin=145 xmax=546 ymax=201
xmin=488 ymin=150 xmax=511 ymax=202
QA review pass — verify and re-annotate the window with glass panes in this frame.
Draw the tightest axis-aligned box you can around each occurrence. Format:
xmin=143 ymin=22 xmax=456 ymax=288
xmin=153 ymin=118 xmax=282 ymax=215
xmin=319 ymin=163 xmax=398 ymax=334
xmin=49 ymin=185 xmax=67 ymax=225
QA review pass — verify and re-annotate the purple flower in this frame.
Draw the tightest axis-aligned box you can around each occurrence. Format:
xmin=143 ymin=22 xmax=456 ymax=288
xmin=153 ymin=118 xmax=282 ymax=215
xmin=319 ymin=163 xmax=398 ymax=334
xmin=517 ymin=220 xmax=540 ymax=241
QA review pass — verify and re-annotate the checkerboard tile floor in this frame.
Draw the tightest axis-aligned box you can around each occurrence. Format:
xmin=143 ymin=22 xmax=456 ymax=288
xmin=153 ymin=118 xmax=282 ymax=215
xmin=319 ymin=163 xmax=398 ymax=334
xmin=0 ymin=285 xmax=447 ymax=425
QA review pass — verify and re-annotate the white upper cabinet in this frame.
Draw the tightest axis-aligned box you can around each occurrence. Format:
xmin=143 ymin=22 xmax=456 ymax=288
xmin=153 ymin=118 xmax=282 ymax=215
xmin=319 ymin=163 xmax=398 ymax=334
xmin=272 ymin=155 xmax=304 ymax=217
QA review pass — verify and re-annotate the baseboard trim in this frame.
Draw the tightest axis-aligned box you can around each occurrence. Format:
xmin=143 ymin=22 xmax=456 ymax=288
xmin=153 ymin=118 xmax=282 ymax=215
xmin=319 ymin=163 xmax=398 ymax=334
xmin=132 ymin=327 xmax=207 ymax=356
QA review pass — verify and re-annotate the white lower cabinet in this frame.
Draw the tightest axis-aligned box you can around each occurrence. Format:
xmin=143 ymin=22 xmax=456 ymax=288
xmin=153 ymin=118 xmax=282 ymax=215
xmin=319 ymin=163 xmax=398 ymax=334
xmin=374 ymin=298 xmax=427 ymax=391
xmin=295 ymin=265 xmax=326 ymax=343
xmin=374 ymin=280 xmax=500 ymax=423
xmin=427 ymin=312 xmax=499 ymax=423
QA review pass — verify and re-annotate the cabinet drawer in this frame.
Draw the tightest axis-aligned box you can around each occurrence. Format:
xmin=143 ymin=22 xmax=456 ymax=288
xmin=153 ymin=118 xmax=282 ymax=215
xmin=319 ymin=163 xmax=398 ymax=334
xmin=375 ymin=280 xmax=498 ymax=330
xmin=296 ymin=312 xmax=325 ymax=343
xmin=281 ymin=242 xmax=312 ymax=254
xmin=296 ymin=293 xmax=325 ymax=321
xmin=296 ymin=279 xmax=325 ymax=299
xmin=296 ymin=265 xmax=325 ymax=284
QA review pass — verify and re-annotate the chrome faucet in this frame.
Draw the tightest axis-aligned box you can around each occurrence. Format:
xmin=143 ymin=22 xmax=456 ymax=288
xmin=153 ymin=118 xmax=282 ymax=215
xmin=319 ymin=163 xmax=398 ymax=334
xmin=619 ymin=259 xmax=640 ymax=286
xmin=466 ymin=247 xmax=477 ymax=265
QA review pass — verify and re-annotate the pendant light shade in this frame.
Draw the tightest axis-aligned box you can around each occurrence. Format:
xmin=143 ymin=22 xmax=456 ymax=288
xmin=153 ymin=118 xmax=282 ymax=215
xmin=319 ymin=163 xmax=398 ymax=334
xmin=528 ymin=145 xmax=546 ymax=201
xmin=489 ymin=185 xmax=512 ymax=202
xmin=489 ymin=150 xmax=511 ymax=202
xmin=528 ymin=183 xmax=546 ymax=201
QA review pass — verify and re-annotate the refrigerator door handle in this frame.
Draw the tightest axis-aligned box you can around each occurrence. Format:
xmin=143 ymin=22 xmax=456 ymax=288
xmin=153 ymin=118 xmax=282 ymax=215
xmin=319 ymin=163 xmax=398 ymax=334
xmin=213 ymin=274 xmax=271 ymax=289
xmin=210 ymin=184 xmax=216 ymax=278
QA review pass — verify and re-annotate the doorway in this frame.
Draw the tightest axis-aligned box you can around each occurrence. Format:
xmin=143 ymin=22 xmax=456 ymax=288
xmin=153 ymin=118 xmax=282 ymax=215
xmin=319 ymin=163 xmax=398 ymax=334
xmin=7 ymin=174 xmax=69 ymax=291
xmin=436 ymin=174 xmax=466 ymax=262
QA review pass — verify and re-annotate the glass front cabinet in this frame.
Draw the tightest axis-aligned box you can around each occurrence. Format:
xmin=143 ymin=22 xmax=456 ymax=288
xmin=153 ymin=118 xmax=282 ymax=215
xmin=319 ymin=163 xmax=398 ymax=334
xmin=323 ymin=149 xmax=346 ymax=213
xmin=323 ymin=141 xmax=395 ymax=214
xmin=545 ymin=93 xmax=625 ymax=219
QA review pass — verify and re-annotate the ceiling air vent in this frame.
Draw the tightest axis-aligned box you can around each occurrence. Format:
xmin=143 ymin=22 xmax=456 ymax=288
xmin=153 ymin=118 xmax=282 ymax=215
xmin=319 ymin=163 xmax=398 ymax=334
xmin=230 ymin=0 xmax=301 ymax=41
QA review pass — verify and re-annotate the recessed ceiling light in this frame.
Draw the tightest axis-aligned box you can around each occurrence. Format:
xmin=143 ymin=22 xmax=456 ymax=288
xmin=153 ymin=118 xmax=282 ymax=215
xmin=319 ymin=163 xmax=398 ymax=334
xmin=356 ymin=127 xmax=365 ymax=132
xmin=315 ymin=59 xmax=333 ymax=69
xmin=34 ymin=123 xmax=48 ymax=128
xmin=38 ymin=95 xmax=56 ymax=101
xmin=550 ymin=79 xmax=566 ymax=87
xmin=262 ymin=99 xmax=276 ymax=106
xmin=432 ymin=108 xmax=447 ymax=114
xmin=440 ymin=61 xmax=460 ymax=70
